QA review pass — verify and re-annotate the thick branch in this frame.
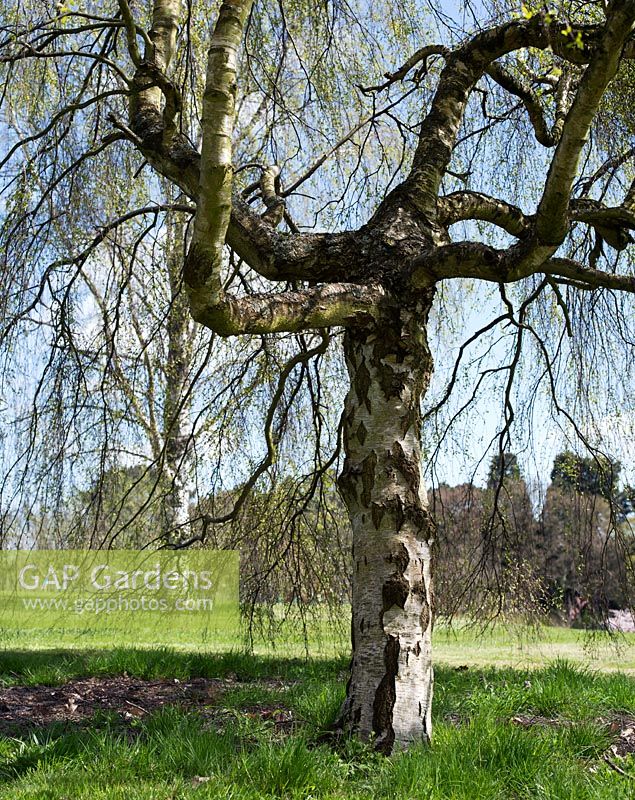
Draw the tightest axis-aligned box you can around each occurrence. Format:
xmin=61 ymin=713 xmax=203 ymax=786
xmin=188 ymin=283 xmax=390 ymax=336
xmin=411 ymin=242 xmax=505 ymax=287
xmin=118 ymin=2 xmax=635 ymax=319
xmin=545 ymin=257 xmax=635 ymax=292
xmin=403 ymin=10 xmax=635 ymax=222
xmin=536 ymin=1 xmax=635 ymax=245
xmin=180 ymin=0 xmax=388 ymax=335
xmin=413 ymin=4 xmax=635 ymax=290
xmin=185 ymin=0 xmax=254 ymax=314
xmin=570 ymin=199 xmax=635 ymax=249
xmin=411 ymin=238 xmax=635 ymax=294
xmin=485 ymin=62 xmax=572 ymax=147
xmin=148 ymin=0 xmax=181 ymax=69
xmin=129 ymin=0 xmax=183 ymax=142
xmin=438 ymin=192 xmax=531 ymax=237
xmin=438 ymin=193 xmax=635 ymax=250
xmin=118 ymin=131 xmax=362 ymax=286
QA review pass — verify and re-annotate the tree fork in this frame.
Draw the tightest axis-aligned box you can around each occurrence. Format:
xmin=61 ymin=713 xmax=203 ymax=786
xmin=335 ymin=294 xmax=436 ymax=753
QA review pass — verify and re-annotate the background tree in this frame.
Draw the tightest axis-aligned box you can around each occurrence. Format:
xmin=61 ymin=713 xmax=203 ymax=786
xmin=487 ymin=451 xmax=521 ymax=488
xmin=540 ymin=449 xmax=632 ymax=619
xmin=550 ymin=450 xmax=621 ymax=501
xmin=4 ymin=0 xmax=635 ymax=753
xmin=431 ymin=482 xmax=488 ymax=615
xmin=433 ymin=453 xmax=540 ymax=618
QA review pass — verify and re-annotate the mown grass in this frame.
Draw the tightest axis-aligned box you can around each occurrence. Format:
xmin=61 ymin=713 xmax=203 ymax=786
xmin=433 ymin=622 xmax=635 ymax=673
xmin=4 ymin=611 xmax=635 ymax=671
xmin=0 ymin=649 xmax=634 ymax=799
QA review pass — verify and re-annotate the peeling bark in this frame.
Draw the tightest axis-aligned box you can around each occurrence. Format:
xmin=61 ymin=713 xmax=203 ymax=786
xmin=335 ymin=296 xmax=436 ymax=753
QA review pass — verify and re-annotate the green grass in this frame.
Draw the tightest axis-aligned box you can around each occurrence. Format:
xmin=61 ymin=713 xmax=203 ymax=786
xmin=0 ymin=646 xmax=346 ymax=687
xmin=1 ymin=618 xmax=634 ymax=798
xmin=0 ymin=604 xmax=347 ymax=658
xmin=0 ymin=647 xmax=634 ymax=799
xmin=4 ymin=609 xmax=635 ymax=671
xmin=433 ymin=622 xmax=635 ymax=673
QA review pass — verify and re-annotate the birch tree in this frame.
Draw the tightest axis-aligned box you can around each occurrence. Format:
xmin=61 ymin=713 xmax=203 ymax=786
xmin=4 ymin=0 xmax=635 ymax=753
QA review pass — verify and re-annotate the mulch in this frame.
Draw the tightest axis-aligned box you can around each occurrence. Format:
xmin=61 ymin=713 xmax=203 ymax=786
xmin=0 ymin=674 xmax=301 ymax=736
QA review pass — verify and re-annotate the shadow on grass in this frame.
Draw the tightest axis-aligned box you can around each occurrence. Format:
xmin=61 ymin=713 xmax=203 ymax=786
xmin=0 ymin=713 xmax=135 ymax=781
xmin=0 ymin=646 xmax=350 ymax=686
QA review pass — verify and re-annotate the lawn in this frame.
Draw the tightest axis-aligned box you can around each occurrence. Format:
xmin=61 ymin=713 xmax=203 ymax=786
xmin=0 ymin=623 xmax=634 ymax=799
xmin=3 ymin=606 xmax=635 ymax=672
xmin=433 ymin=623 xmax=635 ymax=674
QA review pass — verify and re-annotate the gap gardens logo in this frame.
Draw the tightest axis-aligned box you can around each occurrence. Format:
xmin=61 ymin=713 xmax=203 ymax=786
xmin=0 ymin=550 xmax=239 ymax=646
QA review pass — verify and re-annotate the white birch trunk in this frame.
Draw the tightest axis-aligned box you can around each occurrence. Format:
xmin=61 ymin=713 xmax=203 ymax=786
xmin=162 ymin=214 xmax=194 ymax=541
xmin=335 ymin=301 xmax=435 ymax=754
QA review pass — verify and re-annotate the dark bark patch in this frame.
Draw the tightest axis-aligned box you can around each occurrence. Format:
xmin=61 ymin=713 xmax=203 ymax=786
xmin=372 ymin=636 xmax=399 ymax=755
xmin=350 ymin=612 xmax=356 ymax=653
xmin=382 ymin=574 xmax=409 ymax=612
xmin=387 ymin=542 xmax=409 ymax=573
xmin=391 ymin=441 xmax=420 ymax=493
xmin=376 ymin=366 xmax=408 ymax=399
xmin=337 ymin=458 xmax=356 ymax=505
xmin=339 ymin=449 xmax=378 ymax=508
xmin=183 ymin=241 xmax=210 ymax=290
xmin=378 ymin=495 xmax=407 ymax=531
xmin=411 ymin=578 xmax=427 ymax=603
xmin=356 ymin=421 xmax=368 ymax=445
xmin=419 ymin=600 xmax=431 ymax=632
xmin=400 ymin=413 xmax=414 ymax=438
xmin=360 ymin=451 xmax=377 ymax=507
xmin=368 ymin=321 xmax=406 ymax=363
xmin=168 ymin=133 xmax=200 ymax=167
xmin=371 ymin=502 xmax=385 ymax=530
xmin=353 ymin=360 xmax=371 ymax=407
xmin=413 ymin=641 xmax=421 ymax=657
xmin=394 ymin=495 xmax=405 ymax=532
xmin=403 ymin=504 xmax=434 ymax=541
xmin=131 ymin=104 xmax=164 ymax=148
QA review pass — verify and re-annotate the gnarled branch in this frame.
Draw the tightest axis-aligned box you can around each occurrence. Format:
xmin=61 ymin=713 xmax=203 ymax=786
xmin=187 ymin=282 xmax=390 ymax=337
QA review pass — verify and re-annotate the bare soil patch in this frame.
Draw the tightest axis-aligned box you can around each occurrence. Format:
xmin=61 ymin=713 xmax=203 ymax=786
xmin=607 ymin=717 xmax=635 ymax=758
xmin=509 ymin=713 xmax=635 ymax=757
xmin=0 ymin=675 xmax=300 ymax=735
xmin=0 ymin=676 xmax=225 ymax=731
